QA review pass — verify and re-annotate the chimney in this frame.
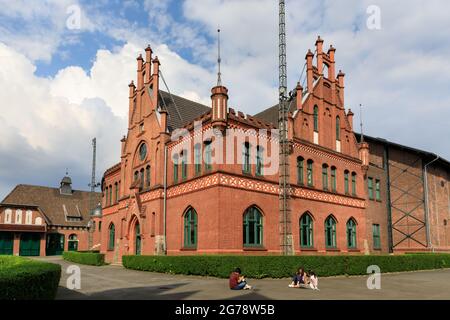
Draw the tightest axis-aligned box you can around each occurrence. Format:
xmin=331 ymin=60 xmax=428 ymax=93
xmin=145 ymin=45 xmax=152 ymax=84
xmin=347 ymin=109 xmax=354 ymax=130
xmin=337 ymin=70 xmax=345 ymax=105
xmin=306 ymin=49 xmax=314 ymax=93
xmin=296 ymin=82 xmax=303 ymax=110
xmin=136 ymin=54 xmax=144 ymax=90
xmin=315 ymin=35 xmax=324 ymax=75
xmin=211 ymin=85 xmax=229 ymax=131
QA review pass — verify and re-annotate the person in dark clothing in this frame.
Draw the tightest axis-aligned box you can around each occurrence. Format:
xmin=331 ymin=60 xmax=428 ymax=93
xmin=289 ymin=267 xmax=305 ymax=288
xmin=229 ymin=268 xmax=252 ymax=290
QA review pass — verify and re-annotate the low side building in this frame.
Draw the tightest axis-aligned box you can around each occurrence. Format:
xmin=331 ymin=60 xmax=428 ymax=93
xmin=0 ymin=176 xmax=101 ymax=256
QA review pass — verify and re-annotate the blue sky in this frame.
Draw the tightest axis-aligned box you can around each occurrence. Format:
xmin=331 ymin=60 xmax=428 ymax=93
xmin=0 ymin=0 xmax=449 ymax=199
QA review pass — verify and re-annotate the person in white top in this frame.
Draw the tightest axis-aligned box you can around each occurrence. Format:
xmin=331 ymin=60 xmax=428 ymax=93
xmin=308 ymin=270 xmax=319 ymax=290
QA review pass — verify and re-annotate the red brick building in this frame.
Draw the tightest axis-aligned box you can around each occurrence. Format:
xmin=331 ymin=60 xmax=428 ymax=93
xmin=0 ymin=176 xmax=101 ymax=256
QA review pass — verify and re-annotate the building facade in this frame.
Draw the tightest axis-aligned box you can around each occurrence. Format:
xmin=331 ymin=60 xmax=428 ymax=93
xmin=99 ymin=37 xmax=447 ymax=264
xmin=0 ymin=176 xmax=101 ymax=256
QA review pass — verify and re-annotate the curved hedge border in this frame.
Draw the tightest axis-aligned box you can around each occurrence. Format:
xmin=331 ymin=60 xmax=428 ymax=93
xmin=0 ymin=256 xmax=61 ymax=300
xmin=123 ymin=254 xmax=450 ymax=279
xmin=63 ymin=251 xmax=105 ymax=266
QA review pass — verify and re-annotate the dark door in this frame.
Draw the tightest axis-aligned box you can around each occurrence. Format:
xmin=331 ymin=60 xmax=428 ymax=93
xmin=0 ymin=232 xmax=14 ymax=255
xmin=46 ymin=233 xmax=65 ymax=256
xmin=19 ymin=233 xmax=41 ymax=256
xmin=68 ymin=240 xmax=78 ymax=251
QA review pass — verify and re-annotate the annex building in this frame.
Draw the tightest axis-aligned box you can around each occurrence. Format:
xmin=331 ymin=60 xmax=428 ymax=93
xmin=0 ymin=176 xmax=101 ymax=256
xmin=96 ymin=36 xmax=449 ymax=263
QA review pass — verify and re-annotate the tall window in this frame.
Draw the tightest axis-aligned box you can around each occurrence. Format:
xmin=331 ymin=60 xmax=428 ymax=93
xmin=205 ymin=141 xmax=212 ymax=171
xmin=325 ymin=216 xmax=337 ymax=248
xmin=105 ymin=187 xmax=108 ymax=206
xmin=114 ymin=183 xmax=119 ymax=203
xmin=300 ymin=213 xmax=313 ymax=248
xmin=297 ymin=157 xmax=304 ymax=185
xmin=242 ymin=142 xmax=251 ymax=174
xmin=307 ymin=160 xmax=314 ymax=186
xmin=313 ymin=105 xmax=319 ymax=132
xmin=194 ymin=144 xmax=201 ymax=175
xmin=351 ymin=172 xmax=357 ymax=196
xmin=184 ymin=208 xmax=198 ymax=248
xmin=134 ymin=171 xmax=139 ymax=182
xmin=375 ymin=179 xmax=381 ymax=201
xmin=331 ymin=166 xmax=337 ymax=192
xmin=322 ymin=164 xmax=329 ymax=190
xmin=140 ymin=169 xmax=145 ymax=191
xmin=146 ymin=166 xmax=151 ymax=188
xmin=256 ymin=146 xmax=263 ymax=176
xmin=373 ymin=224 xmax=381 ymax=249
xmin=181 ymin=151 xmax=187 ymax=181
xmin=243 ymin=206 xmax=263 ymax=247
xmin=109 ymin=185 xmax=113 ymax=205
xmin=108 ymin=223 xmax=115 ymax=250
xmin=347 ymin=218 xmax=357 ymax=248
xmin=336 ymin=116 xmax=341 ymax=140
xmin=173 ymin=155 xmax=179 ymax=183
xmin=368 ymin=177 xmax=374 ymax=200
xmin=344 ymin=170 xmax=350 ymax=194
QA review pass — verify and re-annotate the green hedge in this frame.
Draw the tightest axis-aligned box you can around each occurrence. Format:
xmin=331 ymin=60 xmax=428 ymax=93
xmin=63 ymin=251 xmax=105 ymax=266
xmin=0 ymin=256 xmax=61 ymax=300
xmin=122 ymin=254 xmax=450 ymax=279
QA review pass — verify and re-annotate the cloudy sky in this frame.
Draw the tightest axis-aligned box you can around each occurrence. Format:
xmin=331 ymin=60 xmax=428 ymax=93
xmin=0 ymin=0 xmax=449 ymax=199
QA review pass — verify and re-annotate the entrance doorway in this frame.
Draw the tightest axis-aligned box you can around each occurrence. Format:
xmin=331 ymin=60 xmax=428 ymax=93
xmin=46 ymin=233 xmax=65 ymax=256
xmin=68 ymin=234 xmax=78 ymax=251
xmin=19 ymin=233 xmax=41 ymax=256
xmin=0 ymin=232 xmax=14 ymax=255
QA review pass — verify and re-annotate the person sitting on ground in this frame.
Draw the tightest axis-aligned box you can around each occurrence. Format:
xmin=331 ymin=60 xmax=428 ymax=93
xmin=308 ymin=270 xmax=319 ymax=290
xmin=289 ymin=267 xmax=305 ymax=288
xmin=303 ymin=270 xmax=311 ymax=287
xmin=229 ymin=267 xmax=252 ymax=290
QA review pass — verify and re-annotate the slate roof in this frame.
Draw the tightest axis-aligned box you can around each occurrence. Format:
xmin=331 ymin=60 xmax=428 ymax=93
xmin=253 ymin=97 xmax=298 ymax=128
xmin=1 ymin=185 xmax=101 ymax=227
xmin=158 ymin=90 xmax=211 ymax=131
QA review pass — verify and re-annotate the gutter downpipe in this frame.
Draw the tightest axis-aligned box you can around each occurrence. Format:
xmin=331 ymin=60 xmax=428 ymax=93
xmin=163 ymin=145 xmax=168 ymax=255
xmin=424 ymin=155 xmax=440 ymax=252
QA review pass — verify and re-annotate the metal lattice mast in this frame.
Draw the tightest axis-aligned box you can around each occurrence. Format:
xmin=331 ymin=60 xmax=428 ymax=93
xmin=278 ymin=0 xmax=293 ymax=255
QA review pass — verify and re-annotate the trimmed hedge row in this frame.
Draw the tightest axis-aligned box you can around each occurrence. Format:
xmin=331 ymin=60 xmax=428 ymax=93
xmin=62 ymin=251 xmax=105 ymax=266
xmin=122 ymin=254 xmax=450 ymax=279
xmin=0 ymin=256 xmax=61 ymax=300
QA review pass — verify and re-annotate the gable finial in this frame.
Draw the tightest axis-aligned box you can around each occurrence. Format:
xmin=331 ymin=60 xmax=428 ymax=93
xmin=217 ymin=28 xmax=222 ymax=86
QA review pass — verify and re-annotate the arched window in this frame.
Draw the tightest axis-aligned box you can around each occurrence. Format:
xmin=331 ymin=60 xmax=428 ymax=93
xmin=344 ymin=170 xmax=350 ymax=194
xmin=204 ymin=141 xmax=212 ymax=171
xmin=336 ymin=116 xmax=341 ymax=141
xmin=139 ymin=169 xmax=145 ymax=191
xmin=108 ymin=223 xmax=115 ymax=250
xmin=313 ymin=105 xmax=319 ymax=132
xmin=134 ymin=171 xmax=139 ymax=181
xmin=347 ymin=218 xmax=357 ymax=249
xmin=322 ymin=164 xmax=329 ymax=190
xmin=183 ymin=208 xmax=198 ymax=248
xmin=173 ymin=154 xmax=179 ymax=183
xmin=256 ymin=146 xmax=263 ymax=176
xmin=300 ymin=213 xmax=313 ymax=248
xmin=145 ymin=165 xmax=151 ymax=188
xmin=104 ymin=187 xmax=108 ymax=206
xmin=114 ymin=182 xmax=119 ymax=203
xmin=243 ymin=206 xmax=263 ymax=247
xmin=194 ymin=143 xmax=201 ymax=175
xmin=181 ymin=150 xmax=187 ymax=181
xmin=307 ymin=160 xmax=314 ymax=187
xmin=297 ymin=156 xmax=304 ymax=185
xmin=242 ymin=142 xmax=251 ymax=174
xmin=25 ymin=210 xmax=32 ymax=225
xmin=331 ymin=166 xmax=337 ymax=192
xmin=68 ymin=234 xmax=78 ymax=251
xmin=15 ymin=209 xmax=22 ymax=224
xmin=351 ymin=172 xmax=357 ymax=196
xmin=109 ymin=185 xmax=113 ymax=205
xmin=325 ymin=216 xmax=337 ymax=248
xmin=5 ymin=209 xmax=12 ymax=224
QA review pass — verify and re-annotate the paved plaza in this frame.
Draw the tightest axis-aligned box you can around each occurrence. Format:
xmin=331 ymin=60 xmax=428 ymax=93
xmin=34 ymin=257 xmax=450 ymax=300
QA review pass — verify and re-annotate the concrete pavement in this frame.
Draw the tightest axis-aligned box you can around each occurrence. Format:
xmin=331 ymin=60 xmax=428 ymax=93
xmin=34 ymin=256 xmax=450 ymax=300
